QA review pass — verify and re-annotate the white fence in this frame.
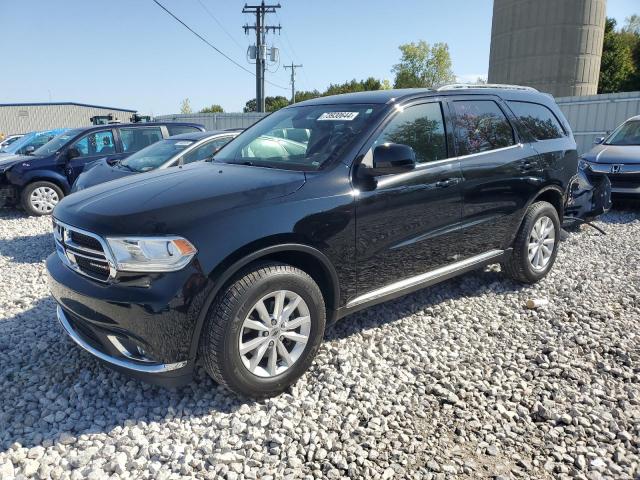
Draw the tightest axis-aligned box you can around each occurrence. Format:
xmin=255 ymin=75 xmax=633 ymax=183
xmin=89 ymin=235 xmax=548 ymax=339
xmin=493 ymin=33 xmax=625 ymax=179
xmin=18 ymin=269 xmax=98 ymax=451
xmin=154 ymin=112 xmax=268 ymax=131
xmin=556 ymin=91 xmax=640 ymax=154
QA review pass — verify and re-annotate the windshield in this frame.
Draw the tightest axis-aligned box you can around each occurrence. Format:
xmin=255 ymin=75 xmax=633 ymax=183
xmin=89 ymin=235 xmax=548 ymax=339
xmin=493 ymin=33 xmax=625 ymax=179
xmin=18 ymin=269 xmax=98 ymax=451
xmin=33 ymin=129 xmax=83 ymax=156
xmin=0 ymin=133 xmax=34 ymax=153
xmin=214 ymin=103 xmax=383 ymax=170
xmin=121 ymin=139 xmax=194 ymax=172
xmin=606 ymin=120 xmax=640 ymax=146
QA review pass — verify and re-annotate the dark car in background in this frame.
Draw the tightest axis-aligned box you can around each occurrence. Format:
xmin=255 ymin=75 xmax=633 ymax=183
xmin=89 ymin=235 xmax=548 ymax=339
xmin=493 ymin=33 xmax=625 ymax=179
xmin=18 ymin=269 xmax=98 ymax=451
xmin=73 ymin=130 xmax=241 ymax=192
xmin=579 ymin=115 xmax=640 ymax=199
xmin=47 ymin=86 xmax=608 ymax=397
xmin=0 ymin=122 xmax=204 ymax=215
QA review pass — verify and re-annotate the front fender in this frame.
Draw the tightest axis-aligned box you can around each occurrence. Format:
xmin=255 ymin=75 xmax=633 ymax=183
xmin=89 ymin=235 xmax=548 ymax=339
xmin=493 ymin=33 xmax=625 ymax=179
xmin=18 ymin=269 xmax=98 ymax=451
xmin=6 ymin=168 xmax=71 ymax=193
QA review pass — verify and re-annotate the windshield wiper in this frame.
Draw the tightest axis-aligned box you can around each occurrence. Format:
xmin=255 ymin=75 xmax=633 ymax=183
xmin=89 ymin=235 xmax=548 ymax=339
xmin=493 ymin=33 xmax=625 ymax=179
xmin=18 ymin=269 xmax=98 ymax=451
xmin=234 ymin=161 xmax=273 ymax=169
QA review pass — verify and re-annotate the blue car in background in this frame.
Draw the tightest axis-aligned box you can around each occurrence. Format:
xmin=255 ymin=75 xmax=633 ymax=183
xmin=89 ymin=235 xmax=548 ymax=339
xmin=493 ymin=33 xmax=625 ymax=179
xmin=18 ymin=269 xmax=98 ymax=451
xmin=0 ymin=122 xmax=204 ymax=215
xmin=0 ymin=128 xmax=69 ymax=157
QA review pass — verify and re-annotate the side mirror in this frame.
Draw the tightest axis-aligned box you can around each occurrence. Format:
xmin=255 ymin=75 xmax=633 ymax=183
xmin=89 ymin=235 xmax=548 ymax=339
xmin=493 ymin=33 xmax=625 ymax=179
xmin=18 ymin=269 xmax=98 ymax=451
xmin=66 ymin=147 xmax=80 ymax=160
xmin=361 ymin=143 xmax=416 ymax=176
xmin=24 ymin=145 xmax=35 ymax=154
xmin=594 ymin=137 xmax=605 ymax=145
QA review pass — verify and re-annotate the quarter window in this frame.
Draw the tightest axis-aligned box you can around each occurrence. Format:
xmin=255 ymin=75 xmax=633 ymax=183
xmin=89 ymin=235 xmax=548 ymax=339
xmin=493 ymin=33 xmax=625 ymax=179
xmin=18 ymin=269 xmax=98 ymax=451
xmin=371 ymin=103 xmax=447 ymax=164
xmin=452 ymin=100 xmax=515 ymax=156
xmin=507 ymin=101 xmax=565 ymax=140
xmin=72 ymin=131 xmax=116 ymax=157
xmin=120 ymin=127 xmax=163 ymax=153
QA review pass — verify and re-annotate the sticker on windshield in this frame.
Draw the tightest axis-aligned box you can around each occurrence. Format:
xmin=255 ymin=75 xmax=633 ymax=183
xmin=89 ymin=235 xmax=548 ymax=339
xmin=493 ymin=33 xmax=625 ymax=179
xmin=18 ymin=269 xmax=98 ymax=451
xmin=317 ymin=112 xmax=359 ymax=121
xmin=175 ymin=141 xmax=193 ymax=146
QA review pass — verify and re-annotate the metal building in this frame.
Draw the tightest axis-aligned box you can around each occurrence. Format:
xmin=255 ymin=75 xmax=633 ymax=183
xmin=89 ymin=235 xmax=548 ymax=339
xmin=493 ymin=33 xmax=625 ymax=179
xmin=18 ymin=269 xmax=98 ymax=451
xmin=0 ymin=102 xmax=137 ymax=136
xmin=488 ymin=0 xmax=607 ymax=97
xmin=154 ymin=112 xmax=269 ymax=131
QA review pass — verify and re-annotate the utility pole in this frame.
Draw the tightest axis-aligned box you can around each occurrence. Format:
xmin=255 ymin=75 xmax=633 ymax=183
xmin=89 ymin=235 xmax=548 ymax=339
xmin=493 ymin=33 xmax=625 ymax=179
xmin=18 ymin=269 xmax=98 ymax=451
xmin=243 ymin=1 xmax=281 ymax=112
xmin=284 ymin=63 xmax=303 ymax=103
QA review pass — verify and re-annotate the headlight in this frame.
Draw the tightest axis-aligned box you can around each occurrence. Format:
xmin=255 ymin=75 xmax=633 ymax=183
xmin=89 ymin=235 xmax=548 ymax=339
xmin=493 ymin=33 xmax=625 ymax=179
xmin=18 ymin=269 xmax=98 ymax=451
xmin=106 ymin=236 xmax=197 ymax=272
xmin=578 ymin=159 xmax=591 ymax=171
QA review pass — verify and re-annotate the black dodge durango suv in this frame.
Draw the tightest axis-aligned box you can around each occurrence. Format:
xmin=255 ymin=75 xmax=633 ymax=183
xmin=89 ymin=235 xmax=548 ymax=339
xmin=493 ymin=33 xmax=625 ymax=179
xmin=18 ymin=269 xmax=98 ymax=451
xmin=48 ymin=86 xmax=588 ymax=397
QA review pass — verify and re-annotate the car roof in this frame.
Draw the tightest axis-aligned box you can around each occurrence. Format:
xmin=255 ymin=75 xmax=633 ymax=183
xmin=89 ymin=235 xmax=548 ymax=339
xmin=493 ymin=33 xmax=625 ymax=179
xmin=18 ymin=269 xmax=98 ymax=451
xmin=168 ymin=129 xmax=243 ymax=141
xmin=293 ymin=87 xmax=556 ymax=108
xmin=73 ymin=122 xmax=205 ymax=134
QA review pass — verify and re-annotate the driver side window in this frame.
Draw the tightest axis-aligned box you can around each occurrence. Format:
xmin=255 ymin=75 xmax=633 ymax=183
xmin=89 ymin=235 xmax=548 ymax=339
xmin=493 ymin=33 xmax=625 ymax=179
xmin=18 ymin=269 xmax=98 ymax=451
xmin=369 ymin=102 xmax=448 ymax=165
xmin=72 ymin=131 xmax=115 ymax=157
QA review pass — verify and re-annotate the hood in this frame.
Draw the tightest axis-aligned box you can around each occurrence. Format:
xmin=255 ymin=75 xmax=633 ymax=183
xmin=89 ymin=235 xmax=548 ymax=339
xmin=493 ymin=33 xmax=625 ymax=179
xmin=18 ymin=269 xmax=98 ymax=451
xmin=0 ymin=154 xmax=33 ymax=171
xmin=55 ymin=161 xmax=306 ymax=235
xmin=72 ymin=158 xmax=134 ymax=192
xmin=582 ymin=144 xmax=640 ymax=164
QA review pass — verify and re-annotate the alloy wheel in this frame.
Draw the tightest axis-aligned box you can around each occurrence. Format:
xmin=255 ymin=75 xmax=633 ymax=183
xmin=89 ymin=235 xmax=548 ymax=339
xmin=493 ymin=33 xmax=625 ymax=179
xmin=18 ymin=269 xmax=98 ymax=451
xmin=238 ymin=290 xmax=311 ymax=378
xmin=528 ymin=215 xmax=555 ymax=271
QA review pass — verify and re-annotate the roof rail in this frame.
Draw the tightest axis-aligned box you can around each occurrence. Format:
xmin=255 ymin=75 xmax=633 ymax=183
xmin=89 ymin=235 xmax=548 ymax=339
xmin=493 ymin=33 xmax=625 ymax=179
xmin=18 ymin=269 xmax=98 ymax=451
xmin=437 ymin=83 xmax=539 ymax=92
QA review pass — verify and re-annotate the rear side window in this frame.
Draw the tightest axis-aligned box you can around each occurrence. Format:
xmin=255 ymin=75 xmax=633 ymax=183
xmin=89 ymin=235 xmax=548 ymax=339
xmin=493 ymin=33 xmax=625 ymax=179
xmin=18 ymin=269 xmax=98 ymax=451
xmin=167 ymin=125 xmax=201 ymax=136
xmin=507 ymin=101 xmax=565 ymax=140
xmin=452 ymin=100 xmax=515 ymax=156
xmin=120 ymin=127 xmax=163 ymax=153
xmin=371 ymin=102 xmax=448 ymax=164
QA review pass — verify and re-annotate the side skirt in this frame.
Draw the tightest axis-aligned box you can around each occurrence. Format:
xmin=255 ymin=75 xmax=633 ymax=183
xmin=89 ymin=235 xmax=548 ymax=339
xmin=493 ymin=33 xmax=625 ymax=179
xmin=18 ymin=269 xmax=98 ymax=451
xmin=333 ymin=249 xmax=509 ymax=320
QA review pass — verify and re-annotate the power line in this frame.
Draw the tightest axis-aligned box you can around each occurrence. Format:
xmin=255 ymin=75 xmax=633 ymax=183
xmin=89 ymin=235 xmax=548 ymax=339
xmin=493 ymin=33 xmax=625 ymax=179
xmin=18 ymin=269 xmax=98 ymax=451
xmin=151 ymin=0 xmax=287 ymax=90
xmin=195 ymin=0 xmax=245 ymax=51
xmin=275 ymin=11 xmax=311 ymax=88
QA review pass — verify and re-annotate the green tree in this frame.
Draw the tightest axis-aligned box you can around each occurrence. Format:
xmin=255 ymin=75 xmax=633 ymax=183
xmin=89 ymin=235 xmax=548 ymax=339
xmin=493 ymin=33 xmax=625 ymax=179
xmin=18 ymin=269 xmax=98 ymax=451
xmin=599 ymin=18 xmax=636 ymax=93
xmin=294 ymin=90 xmax=322 ymax=103
xmin=392 ymin=40 xmax=456 ymax=89
xmin=200 ymin=104 xmax=224 ymax=113
xmin=324 ymin=77 xmax=385 ymax=96
xmin=623 ymin=14 xmax=640 ymax=34
xmin=180 ymin=98 xmax=192 ymax=114
xmin=244 ymin=96 xmax=290 ymax=113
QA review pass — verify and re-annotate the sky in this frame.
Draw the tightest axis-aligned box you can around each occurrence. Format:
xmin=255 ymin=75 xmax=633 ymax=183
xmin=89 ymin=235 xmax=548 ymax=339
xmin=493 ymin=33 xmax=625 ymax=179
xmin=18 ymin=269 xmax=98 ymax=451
xmin=1 ymin=0 xmax=638 ymax=115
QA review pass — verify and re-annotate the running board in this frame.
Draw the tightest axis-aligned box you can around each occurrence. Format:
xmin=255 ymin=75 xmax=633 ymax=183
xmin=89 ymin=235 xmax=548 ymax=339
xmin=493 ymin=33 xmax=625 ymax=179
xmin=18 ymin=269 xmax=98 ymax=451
xmin=346 ymin=249 xmax=505 ymax=309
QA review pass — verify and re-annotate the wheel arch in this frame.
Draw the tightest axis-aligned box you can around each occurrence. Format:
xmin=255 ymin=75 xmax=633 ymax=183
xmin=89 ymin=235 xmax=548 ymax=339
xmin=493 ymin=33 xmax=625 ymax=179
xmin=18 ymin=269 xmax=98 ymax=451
xmin=20 ymin=171 xmax=71 ymax=194
xmin=189 ymin=242 xmax=341 ymax=359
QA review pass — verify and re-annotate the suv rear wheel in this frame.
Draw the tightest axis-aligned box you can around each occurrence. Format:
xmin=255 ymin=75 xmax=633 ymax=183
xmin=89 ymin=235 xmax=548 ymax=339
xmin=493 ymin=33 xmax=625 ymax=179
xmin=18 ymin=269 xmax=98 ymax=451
xmin=21 ymin=181 xmax=63 ymax=216
xmin=501 ymin=201 xmax=560 ymax=284
xmin=200 ymin=262 xmax=326 ymax=398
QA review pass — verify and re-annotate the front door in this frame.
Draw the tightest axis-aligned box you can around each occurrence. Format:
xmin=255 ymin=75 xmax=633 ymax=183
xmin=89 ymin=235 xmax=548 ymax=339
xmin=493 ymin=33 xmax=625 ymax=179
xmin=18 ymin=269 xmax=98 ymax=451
xmin=354 ymin=101 xmax=464 ymax=299
xmin=66 ymin=129 xmax=120 ymax=183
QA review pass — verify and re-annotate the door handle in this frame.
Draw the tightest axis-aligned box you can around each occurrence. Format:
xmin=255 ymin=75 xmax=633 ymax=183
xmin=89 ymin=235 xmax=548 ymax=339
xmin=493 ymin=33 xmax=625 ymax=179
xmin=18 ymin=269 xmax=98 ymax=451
xmin=435 ymin=178 xmax=459 ymax=188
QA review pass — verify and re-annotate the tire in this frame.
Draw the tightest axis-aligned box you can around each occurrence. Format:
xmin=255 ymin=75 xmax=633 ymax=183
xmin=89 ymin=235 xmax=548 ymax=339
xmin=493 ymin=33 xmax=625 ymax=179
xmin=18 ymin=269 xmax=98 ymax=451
xmin=501 ymin=201 xmax=560 ymax=284
xmin=199 ymin=262 xmax=326 ymax=398
xmin=21 ymin=181 xmax=64 ymax=216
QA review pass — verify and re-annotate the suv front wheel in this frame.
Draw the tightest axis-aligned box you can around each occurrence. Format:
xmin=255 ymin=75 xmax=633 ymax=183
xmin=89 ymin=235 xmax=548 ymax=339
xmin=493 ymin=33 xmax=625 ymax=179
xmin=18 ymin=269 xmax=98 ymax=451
xmin=21 ymin=181 xmax=64 ymax=216
xmin=502 ymin=201 xmax=560 ymax=284
xmin=200 ymin=262 xmax=326 ymax=398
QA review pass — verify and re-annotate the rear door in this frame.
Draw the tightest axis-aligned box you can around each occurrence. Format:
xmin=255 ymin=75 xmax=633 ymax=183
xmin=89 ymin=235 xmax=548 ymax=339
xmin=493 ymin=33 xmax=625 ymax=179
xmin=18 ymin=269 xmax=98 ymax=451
xmin=354 ymin=100 xmax=464 ymax=298
xmin=449 ymin=96 xmax=541 ymax=257
xmin=116 ymin=126 xmax=165 ymax=157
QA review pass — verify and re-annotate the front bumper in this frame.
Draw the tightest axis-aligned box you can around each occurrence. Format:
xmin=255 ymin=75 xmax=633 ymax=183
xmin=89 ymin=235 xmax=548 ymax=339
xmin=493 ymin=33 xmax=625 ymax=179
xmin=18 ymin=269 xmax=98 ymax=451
xmin=580 ymin=161 xmax=640 ymax=196
xmin=46 ymin=253 xmax=204 ymax=387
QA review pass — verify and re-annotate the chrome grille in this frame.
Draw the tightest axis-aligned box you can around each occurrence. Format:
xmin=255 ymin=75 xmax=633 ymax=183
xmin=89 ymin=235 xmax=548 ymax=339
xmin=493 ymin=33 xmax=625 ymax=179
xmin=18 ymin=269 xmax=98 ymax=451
xmin=53 ymin=219 xmax=115 ymax=282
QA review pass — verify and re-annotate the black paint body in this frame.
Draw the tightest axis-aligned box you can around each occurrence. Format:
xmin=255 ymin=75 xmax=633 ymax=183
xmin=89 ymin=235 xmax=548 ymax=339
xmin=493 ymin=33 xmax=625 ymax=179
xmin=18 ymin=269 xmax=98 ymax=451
xmin=47 ymin=88 xmax=593 ymax=386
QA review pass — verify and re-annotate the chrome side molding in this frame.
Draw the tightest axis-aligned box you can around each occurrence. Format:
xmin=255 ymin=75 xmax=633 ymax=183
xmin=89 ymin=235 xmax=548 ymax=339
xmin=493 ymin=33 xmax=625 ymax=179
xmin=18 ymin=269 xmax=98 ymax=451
xmin=56 ymin=306 xmax=187 ymax=373
xmin=347 ymin=249 xmax=504 ymax=308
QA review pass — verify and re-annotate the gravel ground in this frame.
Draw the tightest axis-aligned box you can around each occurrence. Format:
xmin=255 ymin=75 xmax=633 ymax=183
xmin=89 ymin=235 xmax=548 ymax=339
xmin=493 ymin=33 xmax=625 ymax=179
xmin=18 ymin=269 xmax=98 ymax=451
xmin=0 ymin=207 xmax=638 ymax=480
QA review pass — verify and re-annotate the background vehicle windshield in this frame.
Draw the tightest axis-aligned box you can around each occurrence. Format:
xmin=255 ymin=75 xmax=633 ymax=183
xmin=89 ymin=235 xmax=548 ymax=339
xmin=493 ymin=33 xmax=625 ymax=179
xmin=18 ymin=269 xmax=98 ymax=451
xmin=121 ymin=139 xmax=194 ymax=172
xmin=33 ymin=129 xmax=83 ymax=156
xmin=214 ymin=104 xmax=383 ymax=170
xmin=0 ymin=133 xmax=34 ymax=153
xmin=606 ymin=120 xmax=640 ymax=146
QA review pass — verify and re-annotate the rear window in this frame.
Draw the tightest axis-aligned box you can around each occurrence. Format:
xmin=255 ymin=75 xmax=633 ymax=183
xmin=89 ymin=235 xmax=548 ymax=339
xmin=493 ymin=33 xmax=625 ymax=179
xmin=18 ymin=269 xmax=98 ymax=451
xmin=167 ymin=125 xmax=201 ymax=136
xmin=508 ymin=101 xmax=565 ymax=141
xmin=120 ymin=127 xmax=163 ymax=153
